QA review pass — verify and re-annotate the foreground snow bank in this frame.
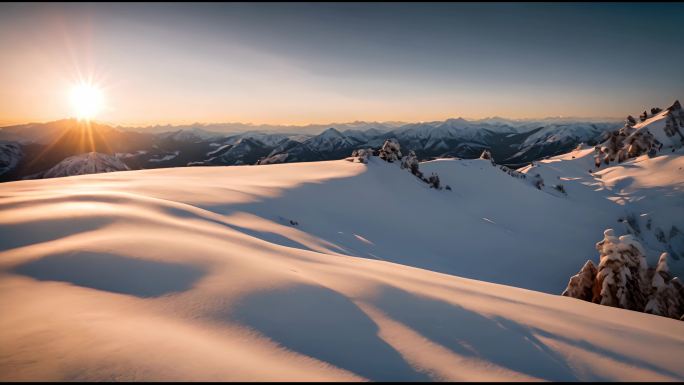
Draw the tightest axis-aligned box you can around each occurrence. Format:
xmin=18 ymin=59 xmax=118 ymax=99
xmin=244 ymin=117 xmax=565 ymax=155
xmin=1 ymin=162 xmax=683 ymax=381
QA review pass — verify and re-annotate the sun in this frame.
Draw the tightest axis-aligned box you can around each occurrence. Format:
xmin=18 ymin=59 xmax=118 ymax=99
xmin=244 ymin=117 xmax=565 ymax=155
xmin=70 ymin=82 xmax=104 ymax=121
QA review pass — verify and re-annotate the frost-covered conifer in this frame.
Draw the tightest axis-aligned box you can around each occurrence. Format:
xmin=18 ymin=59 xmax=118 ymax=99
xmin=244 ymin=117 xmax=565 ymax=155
xmin=626 ymin=115 xmax=637 ymax=126
xmin=479 ymin=149 xmax=495 ymax=165
xmin=562 ymin=260 xmax=597 ymax=301
xmin=400 ymin=150 xmax=422 ymax=177
xmin=644 ymin=253 xmax=684 ymax=319
xmin=593 ymin=229 xmax=649 ymax=310
xmin=349 ymin=148 xmax=374 ymax=164
xmin=378 ymin=138 xmax=402 ymax=162
xmin=531 ymin=173 xmax=544 ymax=190
xmin=426 ymin=173 xmax=441 ymax=189
xmin=664 ymin=111 xmax=684 ymax=143
xmin=563 ymin=230 xmax=684 ymax=320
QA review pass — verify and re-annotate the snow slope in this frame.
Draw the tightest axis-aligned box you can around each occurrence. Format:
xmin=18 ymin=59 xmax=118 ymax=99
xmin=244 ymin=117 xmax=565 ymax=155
xmin=1 ymin=157 xmax=683 ymax=381
xmin=630 ymin=103 xmax=684 ymax=150
xmin=520 ymin=147 xmax=684 ymax=274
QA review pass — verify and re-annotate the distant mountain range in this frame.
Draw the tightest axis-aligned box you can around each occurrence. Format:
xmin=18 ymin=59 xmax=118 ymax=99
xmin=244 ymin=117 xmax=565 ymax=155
xmin=0 ymin=116 xmax=623 ymax=182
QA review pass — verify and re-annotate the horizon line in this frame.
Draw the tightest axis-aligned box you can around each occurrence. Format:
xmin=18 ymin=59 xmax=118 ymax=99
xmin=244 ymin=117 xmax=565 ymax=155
xmin=0 ymin=114 xmax=626 ymax=130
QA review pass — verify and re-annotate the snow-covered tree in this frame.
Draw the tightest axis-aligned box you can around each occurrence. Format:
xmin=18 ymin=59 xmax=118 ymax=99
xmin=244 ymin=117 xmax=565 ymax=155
xmin=425 ymin=173 xmax=441 ymax=189
xmin=621 ymin=130 xmax=660 ymax=161
xmin=562 ymin=260 xmax=598 ymax=301
xmin=479 ymin=149 xmax=495 ymax=165
xmin=593 ymin=229 xmax=650 ymax=310
xmin=596 ymin=130 xmax=627 ymax=165
xmin=369 ymin=139 xmax=445 ymax=190
xmin=626 ymin=115 xmax=637 ymax=126
xmin=664 ymin=111 xmax=684 ymax=143
xmin=349 ymin=148 xmax=374 ymax=164
xmin=644 ymin=253 xmax=684 ymax=319
xmin=378 ymin=138 xmax=402 ymax=162
xmin=400 ymin=150 xmax=422 ymax=177
xmin=595 ymin=108 xmax=666 ymax=166
xmin=594 ymin=147 xmax=603 ymax=169
xmin=531 ymin=173 xmax=544 ymax=190
xmin=563 ymin=229 xmax=684 ymax=320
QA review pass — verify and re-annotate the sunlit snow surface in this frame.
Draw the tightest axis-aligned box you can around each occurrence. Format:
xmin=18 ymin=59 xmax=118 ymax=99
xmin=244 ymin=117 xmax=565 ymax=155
xmin=1 ymin=152 xmax=683 ymax=381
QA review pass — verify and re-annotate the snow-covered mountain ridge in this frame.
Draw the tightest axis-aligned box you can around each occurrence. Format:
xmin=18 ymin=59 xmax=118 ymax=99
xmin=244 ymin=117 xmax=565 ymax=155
xmin=0 ymin=114 xmax=623 ymax=181
xmin=1 ymin=139 xmax=683 ymax=380
xmin=26 ymin=152 xmax=130 ymax=179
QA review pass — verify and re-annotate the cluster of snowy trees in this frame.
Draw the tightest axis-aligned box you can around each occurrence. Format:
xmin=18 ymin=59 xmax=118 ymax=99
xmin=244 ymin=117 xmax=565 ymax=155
xmin=594 ymin=122 xmax=660 ymax=168
xmin=348 ymin=139 xmax=447 ymax=190
xmin=562 ymin=229 xmax=684 ymax=321
xmin=482 ymin=149 xmax=563 ymax=196
xmin=498 ymin=164 xmax=526 ymax=179
xmin=594 ymin=100 xmax=683 ymax=169
xmin=378 ymin=138 xmax=402 ymax=163
xmin=348 ymin=148 xmax=374 ymax=164
xmin=664 ymin=100 xmax=684 ymax=143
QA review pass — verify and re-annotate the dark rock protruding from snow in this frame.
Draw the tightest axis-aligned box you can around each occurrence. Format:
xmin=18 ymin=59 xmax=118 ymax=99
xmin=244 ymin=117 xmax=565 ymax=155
xmin=562 ymin=229 xmax=684 ymax=321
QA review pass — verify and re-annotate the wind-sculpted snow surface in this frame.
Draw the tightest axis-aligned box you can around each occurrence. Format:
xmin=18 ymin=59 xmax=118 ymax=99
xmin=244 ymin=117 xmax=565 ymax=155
xmin=1 ymin=158 xmax=684 ymax=380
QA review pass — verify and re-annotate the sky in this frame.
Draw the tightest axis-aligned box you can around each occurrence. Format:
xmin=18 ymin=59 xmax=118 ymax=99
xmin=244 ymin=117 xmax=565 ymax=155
xmin=0 ymin=2 xmax=683 ymax=127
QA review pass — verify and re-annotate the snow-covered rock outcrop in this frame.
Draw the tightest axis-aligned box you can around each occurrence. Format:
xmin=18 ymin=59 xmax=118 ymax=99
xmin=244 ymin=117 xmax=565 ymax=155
xmin=563 ymin=229 xmax=684 ymax=320
xmin=27 ymin=152 xmax=130 ymax=179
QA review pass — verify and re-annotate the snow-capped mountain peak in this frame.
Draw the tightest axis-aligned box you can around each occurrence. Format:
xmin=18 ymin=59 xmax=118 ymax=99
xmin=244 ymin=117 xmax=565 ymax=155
xmin=27 ymin=152 xmax=130 ymax=179
xmin=303 ymin=127 xmax=359 ymax=152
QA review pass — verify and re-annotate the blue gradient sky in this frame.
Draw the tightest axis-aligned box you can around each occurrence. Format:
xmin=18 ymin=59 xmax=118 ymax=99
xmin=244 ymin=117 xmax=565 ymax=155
xmin=1 ymin=2 xmax=682 ymax=126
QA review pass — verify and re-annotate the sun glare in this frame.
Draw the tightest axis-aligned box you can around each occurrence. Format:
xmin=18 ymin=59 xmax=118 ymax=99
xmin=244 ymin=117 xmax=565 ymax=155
xmin=70 ymin=83 xmax=104 ymax=121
